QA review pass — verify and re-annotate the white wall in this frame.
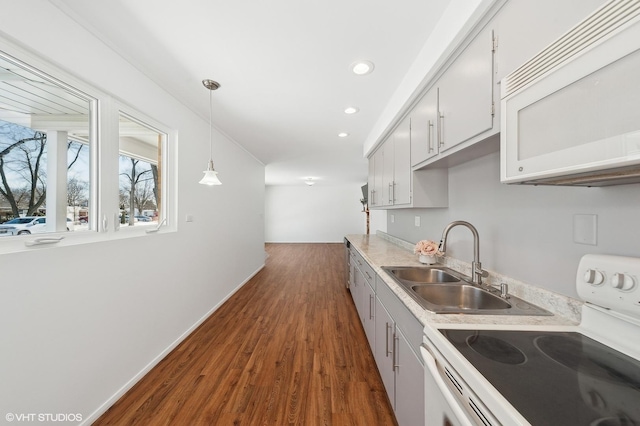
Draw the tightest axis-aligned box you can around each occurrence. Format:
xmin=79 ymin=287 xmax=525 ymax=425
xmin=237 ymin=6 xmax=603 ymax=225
xmin=0 ymin=2 xmax=264 ymax=424
xmin=387 ymin=152 xmax=640 ymax=299
xmin=369 ymin=208 xmax=388 ymax=235
xmin=265 ymin=184 xmax=367 ymax=242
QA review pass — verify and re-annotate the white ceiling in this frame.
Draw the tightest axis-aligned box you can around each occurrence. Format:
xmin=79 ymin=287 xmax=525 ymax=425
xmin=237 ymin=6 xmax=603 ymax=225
xmin=51 ymin=0 xmax=482 ymax=186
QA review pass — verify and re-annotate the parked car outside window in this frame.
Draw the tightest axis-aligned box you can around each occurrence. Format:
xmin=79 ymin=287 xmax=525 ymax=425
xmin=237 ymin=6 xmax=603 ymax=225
xmin=0 ymin=217 xmax=74 ymax=235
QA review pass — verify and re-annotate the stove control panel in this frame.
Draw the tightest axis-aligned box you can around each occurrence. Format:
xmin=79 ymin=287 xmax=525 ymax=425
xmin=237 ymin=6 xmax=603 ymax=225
xmin=577 ymin=254 xmax=640 ymax=319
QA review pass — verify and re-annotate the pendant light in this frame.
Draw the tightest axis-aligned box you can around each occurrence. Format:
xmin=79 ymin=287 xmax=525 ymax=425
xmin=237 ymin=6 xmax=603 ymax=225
xmin=199 ymin=79 xmax=222 ymax=185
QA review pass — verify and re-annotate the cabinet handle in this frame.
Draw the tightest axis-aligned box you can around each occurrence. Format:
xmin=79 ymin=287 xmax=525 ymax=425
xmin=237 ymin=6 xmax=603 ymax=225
xmin=364 ymin=271 xmax=372 ymax=280
xmin=392 ymin=333 xmax=399 ymax=372
xmin=428 ymin=120 xmax=434 ymax=153
xmin=392 ymin=181 xmax=396 ymax=203
xmin=369 ymin=294 xmax=373 ymax=320
xmin=385 ymin=323 xmax=392 ymax=357
xmin=438 ymin=113 xmax=445 ymax=147
xmin=370 ymin=189 xmax=375 ymax=206
xmin=388 ymin=183 xmax=393 ymax=204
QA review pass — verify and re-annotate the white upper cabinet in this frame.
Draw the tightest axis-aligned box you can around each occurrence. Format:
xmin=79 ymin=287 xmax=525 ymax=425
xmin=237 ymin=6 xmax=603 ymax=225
xmin=437 ymin=27 xmax=495 ymax=154
xmin=391 ymin=116 xmax=412 ymax=206
xmin=367 ymin=155 xmax=376 ymax=207
xmin=410 ymin=86 xmax=438 ymax=166
xmin=410 ymin=23 xmax=497 ymax=171
xmin=368 ymin=0 xmax=612 ymax=206
xmin=369 ymin=114 xmax=448 ymax=210
xmin=372 ymin=116 xmax=412 ymax=208
xmin=381 ymin=140 xmax=395 ymax=207
xmin=370 ymin=148 xmax=385 ymax=208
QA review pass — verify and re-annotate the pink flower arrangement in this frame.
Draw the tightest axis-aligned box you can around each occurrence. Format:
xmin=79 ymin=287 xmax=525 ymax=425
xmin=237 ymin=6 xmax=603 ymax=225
xmin=414 ymin=239 xmax=442 ymax=256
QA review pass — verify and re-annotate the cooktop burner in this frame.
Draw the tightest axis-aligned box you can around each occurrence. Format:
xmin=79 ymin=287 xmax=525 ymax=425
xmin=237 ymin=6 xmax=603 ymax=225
xmin=535 ymin=335 xmax=640 ymax=388
xmin=442 ymin=329 xmax=640 ymax=425
xmin=466 ymin=334 xmax=527 ymax=365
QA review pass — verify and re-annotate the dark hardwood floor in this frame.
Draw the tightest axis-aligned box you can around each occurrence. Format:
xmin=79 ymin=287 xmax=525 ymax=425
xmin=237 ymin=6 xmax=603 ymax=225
xmin=94 ymin=243 xmax=397 ymax=425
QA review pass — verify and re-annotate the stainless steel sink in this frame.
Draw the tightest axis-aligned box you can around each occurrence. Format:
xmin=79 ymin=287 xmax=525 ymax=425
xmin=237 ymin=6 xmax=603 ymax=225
xmin=385 ymin=267 xmax=460 ymax=283
xmin=381 ymin=266 xmax=551 ymax=315
xmin=411 ymin=283 xmax=511 ymax=310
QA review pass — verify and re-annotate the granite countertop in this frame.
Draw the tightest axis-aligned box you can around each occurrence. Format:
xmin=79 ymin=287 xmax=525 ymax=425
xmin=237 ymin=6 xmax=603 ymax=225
xmin=346 ymin=232 xmax=581 ymax=328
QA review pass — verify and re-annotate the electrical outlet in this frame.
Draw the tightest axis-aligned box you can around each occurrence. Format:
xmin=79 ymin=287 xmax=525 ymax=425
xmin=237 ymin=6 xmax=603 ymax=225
xmin=186 ymin=214 xmax=194 ymax=222
xmin=415 ymin=216 xmax=421 ymax=227
xmin=391 ymin=214 xmax=395 ymax=223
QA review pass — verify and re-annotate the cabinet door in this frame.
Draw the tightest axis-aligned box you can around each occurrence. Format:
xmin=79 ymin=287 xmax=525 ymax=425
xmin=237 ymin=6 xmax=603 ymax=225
xmin=381 ymin=142 xmax=394 ymax=206
xmin=374 ymin=297 xmax=395 ymax=407
xmin=351 ymin=267 xmax=365 ymax=324
xmin=437 ymin=27 xmax=494 ymax=152
xmin=363 ymin=281 xmax=376 ymax=348
xmin=367 ymin=156 xmax=376 ymax=207
xmin=411 ymin=86 xmax=439 ymax=166
xmin=392 ymin=116 xmax=411 ymax=206
xmin=373 ymin=148 xmax=385 ymax=208
xmin=395 ymin=327 xmax=425 ymax=426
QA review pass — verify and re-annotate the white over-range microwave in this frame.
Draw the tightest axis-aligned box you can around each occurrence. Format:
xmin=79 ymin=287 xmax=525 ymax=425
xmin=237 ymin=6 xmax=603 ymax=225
xmin=501 ymin=0 xmax=640 ymax=186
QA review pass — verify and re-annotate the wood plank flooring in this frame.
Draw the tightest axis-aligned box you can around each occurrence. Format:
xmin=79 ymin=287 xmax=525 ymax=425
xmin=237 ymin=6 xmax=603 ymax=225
xmin=94 ymin=243 xmax=397 ymax=425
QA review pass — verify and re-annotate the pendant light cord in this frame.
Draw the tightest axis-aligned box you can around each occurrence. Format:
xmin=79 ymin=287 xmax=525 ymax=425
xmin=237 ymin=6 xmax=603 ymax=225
xmin=209 ymin=87 xmax=213 ymax=161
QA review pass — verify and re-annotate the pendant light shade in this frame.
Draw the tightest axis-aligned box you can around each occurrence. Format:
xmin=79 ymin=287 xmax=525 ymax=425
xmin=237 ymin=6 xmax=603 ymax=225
xmin=199 ymin=79 xmax=222 ymax=186
xmin=199 ymin=160 xmax=222 ymax=185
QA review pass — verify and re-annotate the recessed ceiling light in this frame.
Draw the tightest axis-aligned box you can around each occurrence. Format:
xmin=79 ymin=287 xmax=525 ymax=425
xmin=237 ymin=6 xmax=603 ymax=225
xmin=344 ymin=106 xmax=360 ymax=114
xmin=304 ymin=177 xmax=316 ymax=186
xmin=338 ymin=132 xmax=349 ymax=138
xmin=351 ymin=60 xmax=375 ymax=76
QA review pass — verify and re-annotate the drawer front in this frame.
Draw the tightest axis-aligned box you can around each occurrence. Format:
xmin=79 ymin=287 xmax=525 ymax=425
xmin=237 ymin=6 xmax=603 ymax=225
xmin=353 ymin=251 xmax=376 ymax=289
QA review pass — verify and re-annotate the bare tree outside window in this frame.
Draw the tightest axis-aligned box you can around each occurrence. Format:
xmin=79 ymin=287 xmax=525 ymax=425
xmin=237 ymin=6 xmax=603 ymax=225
xmin=118 ymin=113 xmax=163 ymax=227
xmin=119 ymin=156 xmax=157 ymax=226
xmin=67 ymin=176 xmax=88 ymax=221
xmin=0 ymin=120 xmax=90 ymax=221
xmin=0 ymin=123 xmax=47 ymax=217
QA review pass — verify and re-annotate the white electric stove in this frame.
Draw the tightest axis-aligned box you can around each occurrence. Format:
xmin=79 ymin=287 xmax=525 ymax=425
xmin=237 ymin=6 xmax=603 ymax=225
xmin=421 ymin=254 xmax=640 ymax=426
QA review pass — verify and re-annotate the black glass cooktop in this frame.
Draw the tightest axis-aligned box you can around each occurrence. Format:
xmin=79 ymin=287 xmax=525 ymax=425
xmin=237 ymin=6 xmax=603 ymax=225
xmin=441 ymin=330 xmax=640 ymax=425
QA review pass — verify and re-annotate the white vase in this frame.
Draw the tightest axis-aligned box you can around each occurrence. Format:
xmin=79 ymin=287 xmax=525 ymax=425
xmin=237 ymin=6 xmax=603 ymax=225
xmin=419 ymin=254 xmax=436 ymax=264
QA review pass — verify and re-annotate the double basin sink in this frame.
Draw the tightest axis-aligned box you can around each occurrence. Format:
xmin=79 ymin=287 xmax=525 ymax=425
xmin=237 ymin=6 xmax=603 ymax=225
xmin=382 ymin=266 xmax=551 ymax=315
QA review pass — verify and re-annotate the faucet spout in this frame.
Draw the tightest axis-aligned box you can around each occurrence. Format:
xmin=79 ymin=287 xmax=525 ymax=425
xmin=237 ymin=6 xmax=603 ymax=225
xmin=439 ymin=220 xmax=486 ymax=285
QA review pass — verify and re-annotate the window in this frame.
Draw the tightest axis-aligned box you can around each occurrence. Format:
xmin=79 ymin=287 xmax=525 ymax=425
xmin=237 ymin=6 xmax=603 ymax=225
xmin=0 ymin=43 xmax=173 ymax=249
xmin=118 ymin=113 xmax=165 ymax=227
xmin=0 ymin=52 xmax=92 ymax=236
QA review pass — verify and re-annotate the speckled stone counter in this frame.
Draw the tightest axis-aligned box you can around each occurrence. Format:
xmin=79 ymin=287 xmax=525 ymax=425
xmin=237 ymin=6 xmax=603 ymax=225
xmin=346 ymin=232 xmax=581 ymax=328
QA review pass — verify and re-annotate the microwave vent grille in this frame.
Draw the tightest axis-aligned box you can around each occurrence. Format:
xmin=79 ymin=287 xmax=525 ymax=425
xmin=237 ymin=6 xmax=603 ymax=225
xmin=504 ymin=0 xmax=640 ymax=97
xmin=515 ymin=165 xmax=640 ymax=187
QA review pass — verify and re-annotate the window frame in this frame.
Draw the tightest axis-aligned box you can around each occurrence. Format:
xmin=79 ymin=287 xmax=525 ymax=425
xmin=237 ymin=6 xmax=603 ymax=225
xmin=115 ymin=107 xmax=173 ymax=234
xmin=0 ymin=39 xmax=177 ymax=254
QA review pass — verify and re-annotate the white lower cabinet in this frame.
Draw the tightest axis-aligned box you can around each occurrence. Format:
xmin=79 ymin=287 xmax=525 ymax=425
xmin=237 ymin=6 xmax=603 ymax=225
xmin=347 ymin=248 xmax=424 ymax=425
xmin=351 ymin=251 xmax=376 ymax=348
xmin=394 ymin=326 xmax=425 ymax=426
xmin=374 ymin=293 xmax=425 ymax=426
xmin=375 ymin=297 xmax=396 ymax=403
xmin=362 ymin=280 xmax=376 ymax=348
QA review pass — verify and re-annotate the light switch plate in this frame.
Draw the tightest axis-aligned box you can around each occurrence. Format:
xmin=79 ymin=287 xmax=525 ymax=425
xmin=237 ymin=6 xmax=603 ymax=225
xmin=391 ymin=214 xmax=395 ymax=223
xmin=186 ymin=214 xmax=194 ymax=222
xmin=573 ymin=214 xmax=597 ymax=245
xmin=415 ymin=216 xmax=421 ymax=227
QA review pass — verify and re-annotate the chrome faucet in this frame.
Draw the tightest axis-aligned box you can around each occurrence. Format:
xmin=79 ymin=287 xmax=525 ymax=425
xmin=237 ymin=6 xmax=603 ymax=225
xmin=438 ymin=221 xmax=487 ymax=285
